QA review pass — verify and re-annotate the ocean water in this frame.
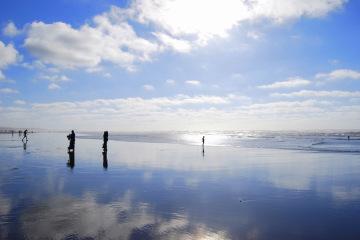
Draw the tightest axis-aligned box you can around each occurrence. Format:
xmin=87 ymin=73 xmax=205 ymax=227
xmin=0 ymin=132 xmax=360 ymax=239
xmin=79 ymin=130 xmax=360 ymax=153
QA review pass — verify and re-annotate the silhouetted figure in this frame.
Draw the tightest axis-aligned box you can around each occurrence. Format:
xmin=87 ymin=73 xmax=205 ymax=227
xmin=18 ymin=130 xmax=21 ymax=137
xmin=348 ymin=136 xmax=350 ymax=141
xmin=67 ymin=151 xmax=75 ymax=169
xmin=22 ymin=129 xmax=28 ymax=142
xmin=202 ymin=136 xmax=205 ymax=145
xmin=67 ymin=130 xmax=75 ymax=153
xmin=103 ymin=131 xmax=109 ymax=153
xmin=103 ymin=151 xmax=108 ymax=169
xmin=11 ymin=130 xmax=14 ymax=137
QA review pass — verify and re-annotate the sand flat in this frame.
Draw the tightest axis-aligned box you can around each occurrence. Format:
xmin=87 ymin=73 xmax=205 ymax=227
xmin=0 ymin=132 xmax=360 ymax=239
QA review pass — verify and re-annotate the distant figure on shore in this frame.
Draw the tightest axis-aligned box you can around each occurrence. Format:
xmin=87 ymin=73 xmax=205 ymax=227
xmin=348 ymin=136 xmax=350 ymax=141
xmin=202 ymin=136 xmax=205 ymax=156
xmin=103 ymin=131 xmax=109 ymax=152
xmin=103 ymin=151 xmax=108 ymax=169
xmin=22 ymin=129 xmax=28 ymax=142
xmin=67 ymin=151 xmax=75 ymax=169
xmin=18 ymin=130 xmax=21 ymax=137
xmin=67 ymin=130 xmax=75 ymax=153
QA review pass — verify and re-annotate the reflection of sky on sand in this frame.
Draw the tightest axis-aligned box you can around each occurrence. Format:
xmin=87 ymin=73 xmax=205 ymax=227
xmin=1 ymin=133 xmax=360 ymax=239
xmin=21 ymin=191 xmax=229 ymax=240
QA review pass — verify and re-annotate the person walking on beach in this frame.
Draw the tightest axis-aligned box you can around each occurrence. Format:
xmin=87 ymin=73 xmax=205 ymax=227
xmin=67 ymin=130 xmax=75 ymax=153
xmin=202 ymin=136 xmax=205 ymax=145
xmin=22 ymin=129 xmax=28 ymax=142
xmin=103 ymin=131 xmax=109 ymax=153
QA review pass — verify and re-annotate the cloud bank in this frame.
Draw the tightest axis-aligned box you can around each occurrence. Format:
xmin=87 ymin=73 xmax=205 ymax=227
xmin=21 ymin=0 xmax=346 ymax=71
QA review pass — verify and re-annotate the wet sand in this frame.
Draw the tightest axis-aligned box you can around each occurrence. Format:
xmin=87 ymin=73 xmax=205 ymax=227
xmin=1 ymin=132 xmax=360 ymax=239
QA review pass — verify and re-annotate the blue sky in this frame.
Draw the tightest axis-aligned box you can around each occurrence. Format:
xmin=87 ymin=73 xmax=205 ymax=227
xmin=0 ymin=0 xmax=359 ymax=131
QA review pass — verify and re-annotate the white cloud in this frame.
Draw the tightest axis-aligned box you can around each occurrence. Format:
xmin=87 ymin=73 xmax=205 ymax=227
xmin=246 ymin=31 xmax=261 ymax=40
xmin=130 ymin=0 xmax=346 ymax=45
xmin=40 ymin=74 xmax=70 ymax=83
xmin=104 ymin=73 xmax=112 ymax=78
xmin=24 ymin=17 xmax=158 ymax=70
xmin=3 ymin=22 xmax=21 ymax=37
xmin=48 ymin=83 xmax=61 ymax=90
xmin=315 ymin=69 xmax=360 ymax=80
xmin=272 ymin=90 xmax=360 ymax=98
xmin=153 ymin=32 xmax=192 ymax=53
xmin=258 ymin=77 xmax=311 ymax=89
xmin=0 ymin=41 xmax=19 ymax=69
xmin=14 ymin=100 xmax=26 ymax=105
xmin=143 ymin=84 xmax=155 ymax=91
xmin=241 ymin=100 xmax=325 ymax=114
xmin=185 ymin=80 xmax=201 ymax=86
xmin=1 ymin=94 xmax=360 ymax=130
xmin=21 ymin=0 xmax=346 ymax=71
xmin=0 ymin=88 xmax=19 ymax=94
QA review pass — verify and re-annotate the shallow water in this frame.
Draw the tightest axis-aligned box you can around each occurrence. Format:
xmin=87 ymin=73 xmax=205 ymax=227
xmin=0 ymin=132 xmax=360 ymax=239
xmin=79 ymin=130 xmax=360 ymax=153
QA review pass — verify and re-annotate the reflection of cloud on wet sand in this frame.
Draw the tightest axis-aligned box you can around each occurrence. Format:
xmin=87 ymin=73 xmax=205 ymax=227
xmin=0 ymin=193 xmax=12 ymax=239
xmin=21 ymin=191 xmax=230 ymax=240
xmin=331 ymin=187 xmax=360 ymax=201
xmin=0 ymin=194 xmax=11 ymax=216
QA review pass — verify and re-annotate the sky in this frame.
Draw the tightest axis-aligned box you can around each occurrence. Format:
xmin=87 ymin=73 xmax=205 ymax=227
xmin=0 ymin=0 xmax=359 ymax=131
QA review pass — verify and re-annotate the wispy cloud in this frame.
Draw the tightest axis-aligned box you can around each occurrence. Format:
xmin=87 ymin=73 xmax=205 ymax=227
xmin=258 ymin=77 xmax=311 ymax=89
xmin=48 ymin=83 xmax=61 ymax=90
xmin=315 ymin=69 xmax=360 ymax=80
xmin=143 ymin=84 xmax=155 ymax=91
xmin=0 ymin=88 xmax=19 ymax=94
xmin=185 ymin=80 xmax=201 ymax=86
xmin=272 ymin=90 xmax=360 ymax=98
xmin=14 ymin=100 xmax=26 ymax=105
xmin=165 ymin=79 xmax=176 ymax=86
xmin=1 ymin=95 xmax=359 ymax=130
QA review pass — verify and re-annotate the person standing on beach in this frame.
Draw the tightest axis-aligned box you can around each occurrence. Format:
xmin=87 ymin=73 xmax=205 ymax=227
xmin=67 ymin=130 xmax=75 ymax=153
xmin=103 ymin=131 xmax=109 ymax=153
xmin=202 ymin=136 xmax=205 ymax=145
xmin=22 ymin=129 xmax=28 ymax=142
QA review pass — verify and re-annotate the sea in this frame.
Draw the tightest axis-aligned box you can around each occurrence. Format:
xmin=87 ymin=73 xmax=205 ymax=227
xmin=78 ymin=130 xmax=360 ymax=153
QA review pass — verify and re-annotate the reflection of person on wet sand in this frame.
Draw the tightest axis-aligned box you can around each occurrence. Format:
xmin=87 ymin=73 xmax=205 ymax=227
xmin=67 ymin=152 xmax=75 ymax=169
xmin=23 ymin=141 xmax=27 ymax=151
xmin=103 ymin=151 xmax=108 ymax=169
xmin=67 ymin=130 xmax=75 ymax=153
xmin=22 ymin=129 xmax=28 ymax=142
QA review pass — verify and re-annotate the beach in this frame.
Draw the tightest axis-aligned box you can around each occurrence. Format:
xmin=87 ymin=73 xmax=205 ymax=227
xmin=0 ymin=132 xmax=360 ymax=239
